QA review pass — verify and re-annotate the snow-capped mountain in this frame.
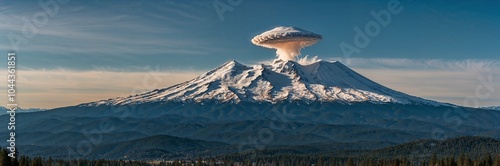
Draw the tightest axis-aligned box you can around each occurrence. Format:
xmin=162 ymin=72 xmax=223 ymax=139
xmin=82 ymin=60 xmax=445 ymax=107
xmin=482 ymin=106 xmax=500 ymax=110
xmin=0 ymin=106 xmax=45 ymax=115
xmin=10 ymin=60 xmax=500 ymax=160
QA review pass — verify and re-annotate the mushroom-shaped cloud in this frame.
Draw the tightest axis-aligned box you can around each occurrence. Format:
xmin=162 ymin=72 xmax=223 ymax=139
xmin=252 ymin=26 xmax=322 ymax=61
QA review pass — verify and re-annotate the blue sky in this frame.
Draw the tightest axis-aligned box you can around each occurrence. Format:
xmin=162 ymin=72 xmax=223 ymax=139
xmin=1 ymin=0 xmax=499 ymax=108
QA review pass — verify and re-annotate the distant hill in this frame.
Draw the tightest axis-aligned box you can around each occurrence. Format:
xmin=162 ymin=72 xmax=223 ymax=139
xmin=21 ymin=135 xmax=228 ymax=159
xmin=221 ymin=136 xmax=500 ymax=160
xmin=0 ymin=106 xmax=45 ymax=115
xmin=364 ymin=136 xmax=500 ymax=159
xmin=481 ymin=106 xmax=500 ymax=111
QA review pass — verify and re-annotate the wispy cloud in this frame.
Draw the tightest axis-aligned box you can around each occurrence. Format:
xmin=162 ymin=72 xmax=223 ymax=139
xmin=0 ymin=1 xmax=217 ymax=56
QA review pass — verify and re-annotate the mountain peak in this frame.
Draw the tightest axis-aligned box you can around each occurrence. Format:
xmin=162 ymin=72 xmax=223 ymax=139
xmin=80 ymin=59 xmax=446 ymax=107
xmin=215 ymin=60 xmax=246 ymax=70
xmin=222 ymin=59 xmax=241 ymax=66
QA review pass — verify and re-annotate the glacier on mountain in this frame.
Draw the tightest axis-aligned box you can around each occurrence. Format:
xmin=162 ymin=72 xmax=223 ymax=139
xmin=82 ymin=60 xmax=445 ymax=107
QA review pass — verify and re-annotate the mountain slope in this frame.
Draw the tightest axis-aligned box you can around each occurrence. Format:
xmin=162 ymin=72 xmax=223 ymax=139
xmin=364 ymin=136 xmax=500 ymax=158
xmin=481 ymin=106 xmax=500 ymax=111
xmin=21 ymin=135 xmax=229 ymax=159
xmin=81 ymin=60 xmax=445 ymax=107
xmin=0 ymin=106 xmax=45 ymax=115
xmin=5 ymin=60 xmax=500 ymax=160
xmin=221 ymin=136 xmax=500 ymax=159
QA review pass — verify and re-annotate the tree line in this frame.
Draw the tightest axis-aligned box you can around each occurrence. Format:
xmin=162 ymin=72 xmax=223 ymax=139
xmin=1 ymin=147 xmax=499 ymax=166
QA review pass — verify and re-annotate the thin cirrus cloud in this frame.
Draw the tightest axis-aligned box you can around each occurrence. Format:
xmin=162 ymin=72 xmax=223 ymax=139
xmin=0 ymin=1 xmax=216 ymax=57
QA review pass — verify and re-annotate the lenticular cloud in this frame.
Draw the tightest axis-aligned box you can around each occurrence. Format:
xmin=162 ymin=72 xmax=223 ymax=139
xmin=252 ymin=26 xmax=322 ymax=61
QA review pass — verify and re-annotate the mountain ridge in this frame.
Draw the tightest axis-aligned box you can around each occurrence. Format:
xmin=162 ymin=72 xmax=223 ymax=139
xmin=0 ymin=106 xmax=45 ymax=115
xmin=80 ymin=59 xmax=447 ymax=107
xmin=481 ymin=106 xmax=500 ymax=110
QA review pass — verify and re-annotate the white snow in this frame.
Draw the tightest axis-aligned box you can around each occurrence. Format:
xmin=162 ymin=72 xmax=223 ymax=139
xmin=80 ymin=60 xmax=447 ymax=107
xmin=481 ymin=106 xmax=500 ymax=110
